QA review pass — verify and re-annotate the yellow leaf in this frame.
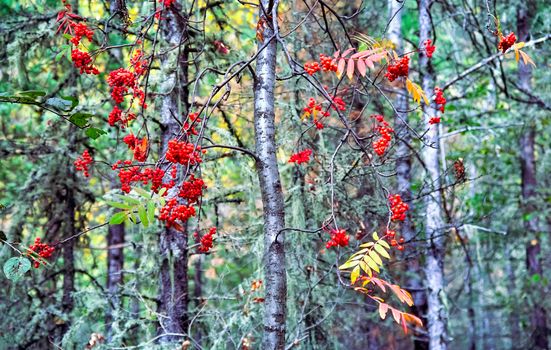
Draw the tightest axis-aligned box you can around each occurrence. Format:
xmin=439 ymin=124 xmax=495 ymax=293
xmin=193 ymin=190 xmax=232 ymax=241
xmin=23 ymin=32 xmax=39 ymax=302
xmin=374 ymin=243 xmax=391 ymax=259
xmin=369 ymin=251 xmax=383 ymax=266
xmin=359 ymin=242 xmax=375 ymax=248
xmin=359 ymin=261 xmax=370 ymax=275
xmin=351 ymin=265 xmax=360 ymax=284
xmin=364 ymin=255 xmax=380 ymax=272
xmin=378 ymin=239 xmax=391 ymax=249
xmin=339 ymin=259 xmax=360 ymax=270
xmin=519 ymin=50 xmax=536 ymax=67
xmin=372 ymin=232 xmax=379 ymax=241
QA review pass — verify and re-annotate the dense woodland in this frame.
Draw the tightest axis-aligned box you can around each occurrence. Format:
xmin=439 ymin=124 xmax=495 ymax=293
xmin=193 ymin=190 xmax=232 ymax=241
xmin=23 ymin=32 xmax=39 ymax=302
xmin=0 ymin=0 xmax=550 ymax=349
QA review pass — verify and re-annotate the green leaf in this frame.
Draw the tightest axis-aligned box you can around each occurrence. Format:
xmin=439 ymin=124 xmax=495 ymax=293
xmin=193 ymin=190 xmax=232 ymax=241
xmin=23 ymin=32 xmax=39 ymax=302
xmin=133 ymin=187 xmax=152 ymax=199
xmin=109 ymin=212 xmax=127 ymax=225
xmin=147 ymin=201 xmax=155 ymax=224
xmin=105 ymin=201 xmax=132 ymax=210
xmin=69 ymin=112 xmax=93 ymax=128
xmin=138 ymin=206 xmax=148 ymax=227
xmin=3 ymin=257 xmax=31 ymax=282
xmin=114 ymin=194 xmax=141 ymax=205
xmin=85 ymin=127 xmax=107 ymax=139
xmin=61 ymin=95 xmax=79 ymax=110
xmin=63 ymin=33 xmax=73 ymax=40
xmin=374 ymin=243 xmax=391 ymax=259
xmin=364 ymin=255 xmax=380 ymax=272
xmin=369 ymin=251 xmax=383 ymax=266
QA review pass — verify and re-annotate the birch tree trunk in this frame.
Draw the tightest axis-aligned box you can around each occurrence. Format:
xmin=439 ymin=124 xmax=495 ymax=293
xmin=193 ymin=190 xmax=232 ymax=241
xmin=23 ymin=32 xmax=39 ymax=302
xmin=253 ymin=1 xmax=286 ymax=348
xmin=419 ymin=0 xmax=447 ymax=348
xmin=157 ymin=2 xmax=190 ymax=341
xmin=105 ymin=218 xmax=124 ymax=339
xmin=518 ymin=2 xmax=547 ymax=348
xmin=388 ymin=1 xmax=428 ymax=348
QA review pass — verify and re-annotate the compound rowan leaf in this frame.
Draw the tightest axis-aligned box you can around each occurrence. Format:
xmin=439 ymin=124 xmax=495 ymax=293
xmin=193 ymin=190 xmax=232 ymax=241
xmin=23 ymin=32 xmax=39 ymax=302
xmin=147 ymin=201 xmax=156 ymax=224
xmin=105 ymin=201 xmax=132 ymax=210
xmin=364 ymin=255 xmax=380 ymax=272
xmin=519 ymin=50 xmax=536 ymax=67
xmin=378 ymin=239 xmax=391 ymax=250
xmin=357 ymin=59 xmax=367 ymax=76
xmin=138 ymin=205 xmax=148 ymax=227
xmin=337 ymin=58 xmax=346 ymax=78
xmin=341 ymin=48 xmax=355 ymax=58
xmin=369 ymin=251 xmax=383 ymax=266
xmin=391 ymin=308 xmax=401 ymax=324
xmin=372 ymin=232 xmax=379 ymax=241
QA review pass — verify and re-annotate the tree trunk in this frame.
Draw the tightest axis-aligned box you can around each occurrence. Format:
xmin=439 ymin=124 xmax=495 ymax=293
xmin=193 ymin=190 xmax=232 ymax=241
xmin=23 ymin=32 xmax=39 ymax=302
xmin=253 ymin=1 xmax=286 ymax=348
xmin=105 ymin=217 xmax=124 ymax=340
xmin=157 ymin=1 xmax=190 ymax=341
xmin=388 ymin=1 xmax=428 ymax=348
xmin=419 ymin=0 xmax=447 ymax=348
xmin=518 ymin=2 xmax=547 ymax=347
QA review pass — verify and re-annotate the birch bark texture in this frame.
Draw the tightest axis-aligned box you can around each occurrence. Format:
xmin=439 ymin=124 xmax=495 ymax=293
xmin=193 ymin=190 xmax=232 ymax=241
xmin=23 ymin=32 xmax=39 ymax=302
xmin=157 ymin=2 xmax=190 ymax=341
xmin=253 ymin=1 xmax=287 ymax=349
xmin=387 ymin=1 xmax=428 ymax=348
xmin=517 ymin=0 xmax=548 ymax=348
xmin=419 ymin=0 xmax=447 ymax=348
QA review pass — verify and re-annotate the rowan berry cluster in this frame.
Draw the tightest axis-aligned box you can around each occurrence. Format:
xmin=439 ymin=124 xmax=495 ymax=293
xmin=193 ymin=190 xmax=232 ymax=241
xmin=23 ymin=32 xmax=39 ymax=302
xmin=107 ymin=68 xmax=136 ymax=104
xmin=423 ymin=39 xmax=436 ymax=58
xmin=303 ymin=98 xmax=330 ymax=119
xmin=304 ymin=61 xmax=321 ymax=75
xmin=74 ymin=149 xmax=93 ymax=177
xmin=288 ymin=149 xmax=312 ymax=164
xmin=434 ymin=87 xmax=446 ymax=113
xmin=71 ymin=49 xmax=99 ymax=75
xmin=183 ymin=112 xmax=201 ymax=136
xmin=498 ymin=32 xmax=517 ymax=53
xmin=159 ymin=198 xmax=196 ymax=227
xmin=331 ymin=96 xmax=346 ymax=111
xmin=384 ymin=229 xmax=405 ymax=251
xmin=108 ymin=106 xmax=136 ymax=128
xmin=372 ymin=115 xmax=394 ymax=156
xmin=165 ymin=140 xmax=204 ymax=165
xmin=122 ymin=133 xmax=147 ymax=162
xmin=27 ymin=237 xmax=55 ymax=268
xmin=159 ymin=0 xmax=176 ymax=7
xmin=70 ymin=22 xmax=94 ymax=46
xmin=319 ymin=54 xmax=338 ymax=72
xmin=130 ymin=50 xmax=148 ymax=76
xmin=113 ymin=162 xmax=170 ymax=193
xmin=389 ymin=194 xmax=409 ymax=221
xmin=195 ymin=227 xmax=217 ymax=253
xmin=325 ymin=229 xmax=350 ymax=249
xmin=385 ymin=56 xmax=409 ymax=82
xmin=178 ymin=175 xmax=206 ymax=204
xmin=429 ymin=117 xmax=441 ymax=125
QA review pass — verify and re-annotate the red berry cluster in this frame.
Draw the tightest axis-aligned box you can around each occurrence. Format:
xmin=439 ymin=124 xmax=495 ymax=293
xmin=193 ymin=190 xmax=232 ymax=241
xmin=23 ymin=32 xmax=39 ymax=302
xmin=70 ymin=22 xmax=94 ymax=45
xmin=165 ymin=140 xmax=204 ymax=165
xmin=384 ymin=230 xmax=405 ymax=251
xmin=325 ymin=229 xmax=350 ymax=249
xmin=130 ymin=49 xmax=148 ymax=76
xmin=113 ymin=161 xmax=171 ymax=193
xmin=498 ymin=32 xmax=517 ymax=53
xmin=122 ymin=133 xmax=147 ymax=162
xmin=27 ymin=237 xmax=55 ymax=268
xmin=183 ymin=112 xmax=201 ymax=136
xmin=319 ymin=54 xmax=338 ymax=72
xmin=107 ymin=68 xmax=136 ymax=104
xmin=331 ymin=96 xmax=346 ymax=111
xmin=388 ymin=194 xmax=409 ymax=221
xmin=423 ymin=39 xmax=436 ymax=58
xmin=178 ymin=175 xmax=206 ymax=204
xmin=159 ymin=198 xmax=196 ymax=227
xmin=434 ymin=87 xmax=446 ymax=113
xmin=71 ymin=49 xmax=99 ymax=75
xmin=74 ymin=149 xmax=93 ymax=177
xmin=429 ymin=116 xmax=441 ymax=125
xmin=159 ymin=0 xmax=176 ymax=7
xmin=195 ymin=227 xmax=217 ymax=253
xmin=108 ymin=106 xmax=136 ymax=128
xmin=372 ymin=115 xmax=394 ymax=156
xmin=385 ymin=56 xmax=409 ymax=82
xmin=304 ymin=61 xmax=321 ymax=75
xmin=303 ymin=98 xmax=330 ymax=118
xmin=288 ymin=149 xmax=312 ymax=164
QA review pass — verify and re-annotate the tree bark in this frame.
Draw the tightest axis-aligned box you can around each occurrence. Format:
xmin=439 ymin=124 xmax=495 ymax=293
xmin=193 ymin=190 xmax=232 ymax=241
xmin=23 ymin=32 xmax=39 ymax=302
xmin=253 ymin=1 xmax=286 ymax=348
xmin=388 ymin=1 xmax=428 ymax=348
xmin=517 ymin=2 xmax=547 ymax=348
xmin=105 ymin=217 xmax=124 ymax=340
xmin=419 ymin=0 xmax=447 ymax=349
xmin=157 ymin=1 xmax=190 ymax=341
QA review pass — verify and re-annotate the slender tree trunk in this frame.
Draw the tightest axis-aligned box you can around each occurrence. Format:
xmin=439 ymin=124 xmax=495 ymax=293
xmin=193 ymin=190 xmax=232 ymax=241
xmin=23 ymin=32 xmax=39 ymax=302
xmin=253 ymin=1 xmax=286 ymax=348
xmin=157 ymin=2 xmax=190 ymax=341
xmin=518 ymin=2 xmax=547 ymax=347
xmin=419 ymin=0 xmax=447 ymax=348
xmin=105 ymin=217 xmax=124 ymax=339
xmin=388 ymin=1 xmax=428 ymax=348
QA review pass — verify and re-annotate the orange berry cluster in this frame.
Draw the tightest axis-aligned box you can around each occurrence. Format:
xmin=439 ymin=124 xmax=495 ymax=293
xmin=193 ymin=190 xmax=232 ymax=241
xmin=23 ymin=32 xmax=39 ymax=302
xmin=385 ymin=56 xmax=409 ymax=82
xmin=304 ymin=61 xmax=321 ymax=75
xmin=165 ymin=140 xmax=204 ymax=165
